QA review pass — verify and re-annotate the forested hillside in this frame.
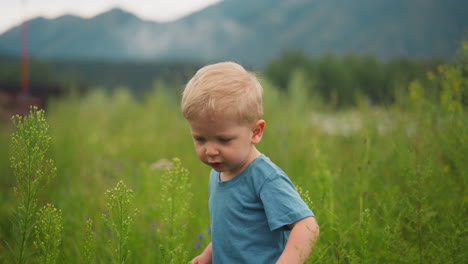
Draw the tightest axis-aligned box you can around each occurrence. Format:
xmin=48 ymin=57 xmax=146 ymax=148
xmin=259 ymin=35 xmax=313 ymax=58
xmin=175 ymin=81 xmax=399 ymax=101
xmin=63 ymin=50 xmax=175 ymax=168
xmin=0 ymin=0 xmax=466 ymax=66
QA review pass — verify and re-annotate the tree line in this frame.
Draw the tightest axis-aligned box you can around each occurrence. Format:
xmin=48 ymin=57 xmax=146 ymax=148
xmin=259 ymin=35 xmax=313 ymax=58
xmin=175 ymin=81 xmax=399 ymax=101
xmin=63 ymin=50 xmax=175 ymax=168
xmin=0 ymin=51 xmax=445 ymax=107
xmin=264 ymin=50 xmax=443 ymax=107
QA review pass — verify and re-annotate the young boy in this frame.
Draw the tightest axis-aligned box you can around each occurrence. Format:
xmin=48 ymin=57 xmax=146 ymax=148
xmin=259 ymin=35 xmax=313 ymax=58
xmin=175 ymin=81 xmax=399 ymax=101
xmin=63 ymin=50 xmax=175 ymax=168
xmin=181 ymin=62 xmax=319 ymax=264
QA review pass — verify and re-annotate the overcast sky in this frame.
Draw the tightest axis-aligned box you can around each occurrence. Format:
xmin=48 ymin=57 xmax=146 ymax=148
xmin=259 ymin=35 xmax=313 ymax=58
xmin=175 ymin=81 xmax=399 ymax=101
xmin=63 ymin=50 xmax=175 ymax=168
xmin=0 ymin=0 xmax=222 ymax=33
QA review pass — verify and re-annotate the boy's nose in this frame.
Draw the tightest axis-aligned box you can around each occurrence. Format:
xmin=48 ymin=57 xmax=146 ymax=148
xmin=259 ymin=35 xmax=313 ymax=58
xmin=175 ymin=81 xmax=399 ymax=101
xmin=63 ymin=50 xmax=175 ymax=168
xmin=205 ymin=144 xmax=219 ymax=156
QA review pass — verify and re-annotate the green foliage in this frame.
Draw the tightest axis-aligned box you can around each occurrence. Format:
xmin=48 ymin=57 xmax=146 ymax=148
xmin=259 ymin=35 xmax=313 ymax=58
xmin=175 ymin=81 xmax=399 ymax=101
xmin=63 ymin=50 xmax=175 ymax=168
xmin=0 ymin=56 xmax=62 ymax=88
xmin=157 ymin=158 xmax=193 ymax=264
xmin=8 ymin=106 xmax=57 ymax=264
xmin=34 ymin=203 xmax=63 ymax=264
xmin=0 ymin=45 xmax=467 ymax=263
xmin=0 ymin=55 xmax=199 ymax=96
xmin=102 ymin=180 xmax=137 ymax=264
xmin=265 ymin=50 xmax=437 ymax=107
xmin=359 ymin=208 xmax=371 ymax=264
xmin=83 ymin=219 xmax=96 ymax=264
xmin=48 ymin=60 xmax=200 ymax=93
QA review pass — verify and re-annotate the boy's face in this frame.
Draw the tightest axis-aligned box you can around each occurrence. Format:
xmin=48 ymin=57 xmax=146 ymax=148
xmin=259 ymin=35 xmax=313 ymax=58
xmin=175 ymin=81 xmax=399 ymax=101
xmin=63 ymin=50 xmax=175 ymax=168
xmin=188 ymin=116 xmax=265 ymax=180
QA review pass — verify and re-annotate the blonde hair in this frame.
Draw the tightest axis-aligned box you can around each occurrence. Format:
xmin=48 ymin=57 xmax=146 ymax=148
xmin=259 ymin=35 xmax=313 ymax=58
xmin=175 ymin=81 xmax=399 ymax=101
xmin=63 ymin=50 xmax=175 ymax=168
xmin=181 ymin=61 xmax=263 ymax=124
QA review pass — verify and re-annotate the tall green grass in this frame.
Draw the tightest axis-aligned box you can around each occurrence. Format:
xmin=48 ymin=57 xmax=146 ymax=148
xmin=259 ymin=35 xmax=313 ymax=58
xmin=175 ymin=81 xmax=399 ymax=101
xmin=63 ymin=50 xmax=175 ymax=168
xmin=0 ymin=46 xmax=467 ymax=263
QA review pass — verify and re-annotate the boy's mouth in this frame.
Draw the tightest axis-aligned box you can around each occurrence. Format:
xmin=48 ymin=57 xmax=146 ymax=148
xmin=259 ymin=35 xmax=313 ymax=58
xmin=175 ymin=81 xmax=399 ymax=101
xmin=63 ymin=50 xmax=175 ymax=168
xmin=209 ymin=162 xmax=222 ymax=169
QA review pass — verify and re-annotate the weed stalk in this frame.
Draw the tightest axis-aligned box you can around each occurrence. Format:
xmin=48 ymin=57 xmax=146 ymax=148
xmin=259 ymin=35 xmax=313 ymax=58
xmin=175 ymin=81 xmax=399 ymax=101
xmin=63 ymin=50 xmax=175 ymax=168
xmin=33 ymin=203 xmax=63 ymax=264
xmin=102 ymin=180 xmax=137 ymax=264
xmin=8 ymin=106 xmax=57 ymax=264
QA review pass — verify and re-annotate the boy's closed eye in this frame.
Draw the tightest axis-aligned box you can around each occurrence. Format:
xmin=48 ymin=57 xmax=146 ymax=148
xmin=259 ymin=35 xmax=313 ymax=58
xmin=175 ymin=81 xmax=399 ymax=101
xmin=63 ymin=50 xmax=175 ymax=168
xmin=194 ymin=137 xmax=206 ymax=143
xmin=192 ymin=136 xmax=234 ymax=143
xmin=218 ymin=137 xmax=233 ymax=143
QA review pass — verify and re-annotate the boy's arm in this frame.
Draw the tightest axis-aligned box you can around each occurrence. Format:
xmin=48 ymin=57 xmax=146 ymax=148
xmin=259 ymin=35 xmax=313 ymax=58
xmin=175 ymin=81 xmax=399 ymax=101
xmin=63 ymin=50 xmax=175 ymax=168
xmin=191 ymin=242 xmax=213 ymax=264
xmin=276 ymin=216 xmax=320 ymax=264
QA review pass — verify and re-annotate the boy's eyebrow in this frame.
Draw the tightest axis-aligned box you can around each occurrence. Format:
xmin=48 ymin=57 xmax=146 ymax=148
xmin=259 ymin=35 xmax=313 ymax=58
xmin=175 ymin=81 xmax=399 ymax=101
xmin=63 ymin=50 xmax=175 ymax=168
xmin=214 ymin=131 xmax=238 ymax=137
xmin=190 ymin=132 xmax=203 ymax=137
xmin=191 ymin=132 xmax=236 ymax=139
xmin=217 ymin=134 xmax=236 ymax=139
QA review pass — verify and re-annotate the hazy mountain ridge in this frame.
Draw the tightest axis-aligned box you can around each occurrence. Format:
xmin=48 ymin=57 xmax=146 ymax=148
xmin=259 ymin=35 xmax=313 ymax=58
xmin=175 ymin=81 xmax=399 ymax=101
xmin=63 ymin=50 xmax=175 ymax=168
xmin=0 ymin=0 xmax=467 ymax=67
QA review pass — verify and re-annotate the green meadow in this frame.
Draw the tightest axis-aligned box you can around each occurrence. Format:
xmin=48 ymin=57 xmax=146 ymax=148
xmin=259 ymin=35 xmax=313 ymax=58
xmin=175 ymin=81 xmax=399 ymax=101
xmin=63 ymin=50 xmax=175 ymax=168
xmin=0 ymin=46 xmax=467 ymax=263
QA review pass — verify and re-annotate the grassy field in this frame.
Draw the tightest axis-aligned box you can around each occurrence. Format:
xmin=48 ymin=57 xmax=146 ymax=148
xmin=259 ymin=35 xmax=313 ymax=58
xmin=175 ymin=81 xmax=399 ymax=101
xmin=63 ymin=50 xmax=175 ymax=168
xmin=0 ymin=50 xmax=467 ymax=263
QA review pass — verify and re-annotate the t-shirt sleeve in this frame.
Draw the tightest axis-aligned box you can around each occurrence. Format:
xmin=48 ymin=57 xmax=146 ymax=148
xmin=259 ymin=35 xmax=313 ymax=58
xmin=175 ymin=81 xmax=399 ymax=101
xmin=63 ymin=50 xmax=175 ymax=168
xmin=260 ymin=175 xmax=314 ymax=231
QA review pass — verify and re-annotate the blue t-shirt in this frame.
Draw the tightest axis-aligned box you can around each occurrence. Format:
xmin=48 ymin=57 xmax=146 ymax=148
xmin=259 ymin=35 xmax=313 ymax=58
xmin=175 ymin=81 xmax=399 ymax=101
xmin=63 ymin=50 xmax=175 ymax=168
xmin=208 ymin=154 xmax=314 ymax=264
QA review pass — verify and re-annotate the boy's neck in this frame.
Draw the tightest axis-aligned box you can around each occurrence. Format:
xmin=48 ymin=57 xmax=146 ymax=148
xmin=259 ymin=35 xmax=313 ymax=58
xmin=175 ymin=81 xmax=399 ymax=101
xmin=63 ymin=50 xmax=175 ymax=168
xmin=220 ymin=147 xmax=262 ymax=182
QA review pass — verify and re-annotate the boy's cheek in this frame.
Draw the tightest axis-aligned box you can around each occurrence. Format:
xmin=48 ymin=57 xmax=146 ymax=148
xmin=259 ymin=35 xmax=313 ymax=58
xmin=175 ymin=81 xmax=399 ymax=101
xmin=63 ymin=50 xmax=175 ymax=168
xmin=195 ymin=149 xmax=206 ymax=160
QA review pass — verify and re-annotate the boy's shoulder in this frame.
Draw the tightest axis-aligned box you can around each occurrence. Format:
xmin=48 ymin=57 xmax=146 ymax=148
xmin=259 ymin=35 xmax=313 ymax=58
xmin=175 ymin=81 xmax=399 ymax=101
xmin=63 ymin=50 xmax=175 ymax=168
xmin=252 ymin=154 xmax=284 ymax=173
xmin=248 ymin=154 xmax=288 ymax=183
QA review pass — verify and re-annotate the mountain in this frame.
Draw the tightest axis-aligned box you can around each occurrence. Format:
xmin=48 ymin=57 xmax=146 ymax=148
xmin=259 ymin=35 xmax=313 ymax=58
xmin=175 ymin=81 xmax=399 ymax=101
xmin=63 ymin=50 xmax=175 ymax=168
xmin=0 ymin=0 xmax=467 ymax=67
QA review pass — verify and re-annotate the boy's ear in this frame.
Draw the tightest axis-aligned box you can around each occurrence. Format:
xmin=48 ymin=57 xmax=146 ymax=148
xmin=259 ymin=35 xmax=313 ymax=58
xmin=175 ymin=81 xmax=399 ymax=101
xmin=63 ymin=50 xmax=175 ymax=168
xmin=251 ymin=120 xmax=265 ymax=144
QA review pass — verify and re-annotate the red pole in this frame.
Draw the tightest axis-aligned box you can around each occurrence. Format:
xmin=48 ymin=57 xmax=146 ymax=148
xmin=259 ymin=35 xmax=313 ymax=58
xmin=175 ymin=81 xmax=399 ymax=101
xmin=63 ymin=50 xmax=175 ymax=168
xmin=21 ymin=1 xmax=29 ymax=95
